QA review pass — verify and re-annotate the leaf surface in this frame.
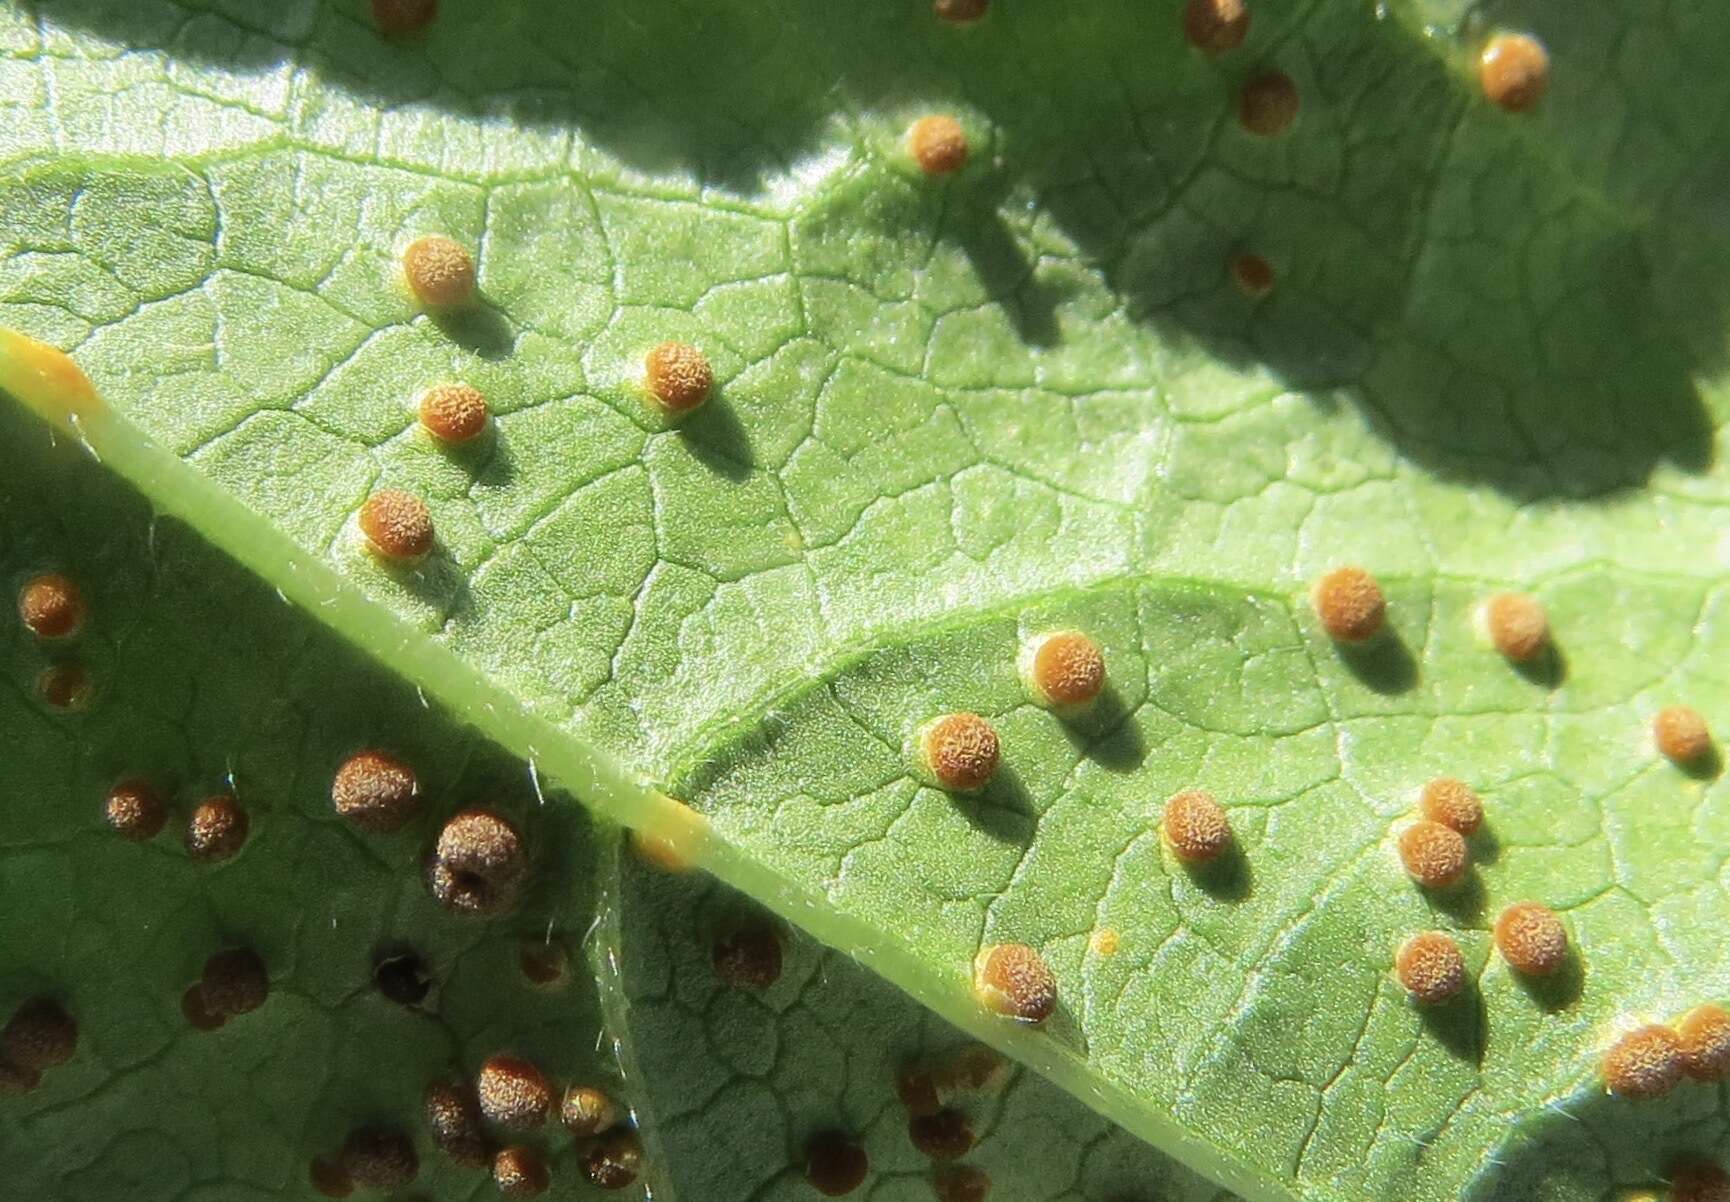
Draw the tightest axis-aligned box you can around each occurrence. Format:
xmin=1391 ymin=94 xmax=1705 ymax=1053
xmin=5 ymin=1 xmax=1730 ymax=1199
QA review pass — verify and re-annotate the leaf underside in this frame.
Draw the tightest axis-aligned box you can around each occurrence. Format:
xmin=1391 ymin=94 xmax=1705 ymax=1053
xmin=5 ymin=1 xmax=1730 ymax=1200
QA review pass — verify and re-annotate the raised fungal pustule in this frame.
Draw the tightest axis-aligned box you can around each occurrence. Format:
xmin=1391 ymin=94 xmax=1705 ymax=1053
xmin=184 ymin=793 xmax=248 ymax=862
xmin=17 ymin=573 xmax=83 ymax=639
xmin=373 ymin=950 xmax=432 ymax=1007
xmin=424 ymin=1078 xmax=488 ymax=1167
xmin=1654 ymin=705 xmax=1713 ymax=764
xmin=1677 ymin=1004 xmax=1730 ymax=1081
xmin=1022 ymin=630 xmax=1106 ymax=707
xmin=1162 ymin=788 xmax=1233 ymax=863
xmin=1479 ymin=32 xmax=1550 ymax=112
xmin=919 ymin=712 xmax=1001 ymax=791
xmin=338 ymin=1127 xmax=418 ymax=1191
xmin=427 ymin=808 xmax=527 ymax=915
xmin=476 ymin=1053 xmax=554 ymax=1129
xmin=560 ymin=1084 xmax=620 ymax=1138
xmin=1419 ymin=777 xmax=1484 ymax=836
xmin=1603 ymin=1025 xmax=1686 ymax=1100
xmin=418 ymin=382 xmax=489 ymax=444
xmin=909 ymin=1108 xmax=975 ymax=1161
xmin=103 ymin=778 xmax=166 ymax=841
xmin=330 ymin=749 xmax=421 ymax=833
xmin=1312 ymin=566 xmax=1386 ymax=643
xmin=1485 ymin=592 xmax=1550 ymax=662
xmin=1230 ymin=252 xmax=1275 ymax=297
xmin=1670 ymin=1163 xmax=1730 ymax=1202
xmin=1395 ymin=932 xmax=1466 ymax=1005
xmin=643 ymin=340 xmax=713 ymax=414
xmin=197 ymin=948 xmax=269 ymax=1020
xmin=494 ymin=1144 xmax=551 ymax=1199
xmin=371 ymin=0 xmax=438 ymax=35
xmin=1184 ymin=0 xmax=1248 ymax=55
xmin=401 ymin=234 xmax=476 ymax=307
xmin=1495 ymin=901 xmax=1569 ymax=976
xmin=972 ymin=942 xmax=1058 ymax=1024
xmin=358 ymin=488 xmax=435 ymax=562
xmin=584 ymin=1127 xmax=643 ymax=1190
xmin=1397 ymin=820 xmax=1468 ymax=890
xmin=908 ymin=114 xmax=970 ymax=175
xmin=0 ymin=998 xmax=76 ymax=1091
xmin=1238 ymin=70 xmax=1299 ymax=136
xmin=712 ymin=921 xmax=784 ymax=990
xmin=805 ymin=1130 xmax=869 ymax=1197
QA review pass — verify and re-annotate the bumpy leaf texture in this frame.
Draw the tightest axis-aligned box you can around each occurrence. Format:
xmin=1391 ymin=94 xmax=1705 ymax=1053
xmin=4 ymin=1 xmax=1730 ymax=1200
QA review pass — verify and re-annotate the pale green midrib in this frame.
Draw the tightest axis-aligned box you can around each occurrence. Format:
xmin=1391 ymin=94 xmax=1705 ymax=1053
xmin=588 ymin=832 xmax=685 ymax=1202
xmin=0 ymin=387 xmax=1305 ymax=1202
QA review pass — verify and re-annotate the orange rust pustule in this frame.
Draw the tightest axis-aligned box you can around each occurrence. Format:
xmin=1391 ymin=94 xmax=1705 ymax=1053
xmin=372 ymin=0 xmax=437 ymax=35
xmin=200 ymin=948 xmax=268 ymax=1018
xmin=713 ymin=922 xmax=784 ymax=990
xmin=428 ymin=808 xmax=526 ymax=916
xmin=424 ymin=1079 xmax=489 ymax=1167
xmin=1184 ymin=0 xmax=1248 ymax=55
xmin=37 ymin=661 xmax=90 ymax=710
xmin=1479 ymin=33 xmax=1549 ymax=113
xmin=181 ymin=984 xmax=225 ymax=1032
xmin=1495 ymin=901 xmax=1569 ymax=976
xmin=921 ymin=713 xmax=1000 ymax=792
xmin=1398 ymin=820 xmax=1468 ymax=889
xmin=308 ymin=1155 xmax=354 ymax=1199
xmin=1312 ymin=566 xmax=1385 ymax=642
xmin=1 ymin=998 xmax=77 ymax=1071
xmin=477 ymin=1054 xmax=553 ymax=1130
xmin=1485 ymin=592 xmax=1549 ymax=662
xmin=1419 ymin=777 xmax=1484 ymax=836
xmin=644 ymin=341 xmax=713 ymax=414
xmin=1231 ymin=253 xmax=1274 ymax=298
xmin=1678 ymin=1004 xmax=1730 ymax=1082
xmin=1671 ymin=1162 xmax=1730 ymax=1202
xmin=105 ymin=778 xmax=167 ymax=841
xmin=1604 ymin=1024 xmax=1685 ymax=1100
xmin=185 ymin=795 xmax=249 ymax=862
xmin=359 ymin=489 xmax=435 ymax=561
xmin=1163 ymin=788 xmax=1233 ymax=864
xmin=933 ymin=0 xmax=988 ymax=24
xmin=419 ymin=383 xmax=489 ymax=444
xmin=1655 ymin=706 xmax=1712 ymax=764
xmin=402 ymin=235 xmax=475 ymax=306
xmin=331 ymin=750 xmax=421 ymax=833
xmin=909 ymin=1108 xmax=975 ymax=1161
xmin=1029 ymin=631 xmax=1106 ymax=706
xmin=1238 ymin=70 xmax=1299 ymax=136
xmin=973 ymin=942 xmax=1058 ymax=1024
xmin=909 ymin=115 xmax=969 ymax=175
xmin=897 ymin=1065 xmax=942 ymax=1116
xmin=519 ymin=939 xmax=569 ymax=988
xmin=494 ymin=1145 xmax=550 ymax=1199
xmin=584 ymin=1127 xmax=643 ymax=1190
xmin=374 ymin=951 xmax=431 ymax=1006
xmin=0 ymin=1060 xmax=41 ymax=1094
xmin=806 ymin=1130 xmax=869 ymax=1196
xmin=560 ymin=1084 xmax=619 ymax=1138
xmin=339 ymin=1128 xmax=418 ymax=1191
xmin=1395 ymin=932 xmax=1466 ymax=1005
xmin=18 ymin=574 xmax=84 ymax=639
xmin=934 ymin=1164 xmax=992 ymax=1202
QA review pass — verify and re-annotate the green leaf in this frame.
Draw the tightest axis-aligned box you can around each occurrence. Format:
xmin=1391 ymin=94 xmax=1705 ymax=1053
xmin=0 ymin=399 xmax=646 ymax=1198
xmin=607 ymin=843 xmax=1236 ymax=1202
xmin=5 ymin=1 xmax=1730 ymax=1200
